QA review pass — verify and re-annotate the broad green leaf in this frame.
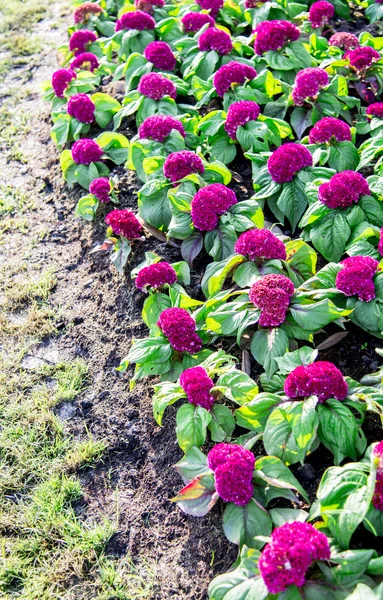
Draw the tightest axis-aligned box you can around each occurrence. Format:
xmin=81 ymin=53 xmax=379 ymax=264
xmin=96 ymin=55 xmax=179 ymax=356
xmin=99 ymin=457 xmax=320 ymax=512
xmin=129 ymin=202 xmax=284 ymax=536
xmin=176 ymin=403 xmax=212 ymax=452
xmin=208 ymin=404 xmax=235 ymax=442
xmin=236 ymin=393 xmax=281 ymax=432
xmin=317 ymin=399 xmax=366 ymax=464
xmin=223 ymin=500 xmax=272 ymax=548
xmin=208 ymin=547 xmax=267 ymax=600
xmin=254 ymin=455 xmax=309 ymax=502
xmin=171 ymin=473 xmax=219 ymax=517
xmin=250 ymin=327 xmax=290 ymax=379
xmin=213 ymin=370 xmax=259 ymax=405
xmin=174 ymin=447 xmax=210 ymax=484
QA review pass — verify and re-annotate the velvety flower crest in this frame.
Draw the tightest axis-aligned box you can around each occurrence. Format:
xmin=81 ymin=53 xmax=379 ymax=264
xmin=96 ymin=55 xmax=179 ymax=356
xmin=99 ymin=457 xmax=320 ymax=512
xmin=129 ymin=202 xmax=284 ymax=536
xmin=213 ymin=62 xmax=257 ymax=97
xmin=181 ymin=12 xmax=215 ymax=32
xmin=74 ymin=2 xmax=103 ymax=24
xmin=138 ymin=72 xmax=176 ymax=100
xmin=67 ymin=93 xmax=95 ymax=123
xmin=51 ymin=69 xmax=77 ymax=98
xmin=284 ymin=361 xmax=348 ymax=402
xmin=207 ymin=443 xmax=255 ymax=506
xmin=179 ymin=366 xmax=215 ymax=410
xmin=249 ymin=274 xmax=294 ymax=327
xmin=163 ymin=151 xmax=204 ymax=183
xmin=253 ymin=20 xmax=300 ymax=55
xmin=378 ymin=228 xmax=383 ymax=257
xmin=71 ymin=52 xmax=99 ymax=72
xmin=268 ymin=143 xmax=313 ymax=183
xmin=308 ymin=117 xmax=351 ymax=144
xmin=71 ymin=138 xmax=103 ymax=164
xmin=328 ymin=32 xmax=359 ymax=51
xmin=366 ymin=103 xmax=383 ymax=119
xmin=191 ymin=184 xmax=237 ymax=231
xmin=318 ymin=171 xmax=370 ymax=209
xmin=115 ymin=11 xmax=155 ymax=31
xmin=198 ymin=27 xmax=232 ymax=55
xmin=373 ymin=441 xmax=383 ymax=511
xmin=139 ymin=115 xmax=185 ymax=142
xmin=105 ymin=209 xmax=142 ymax=239
xmin=345 ymin=47 xmax=380 ymax=73
xmin=69 ymin=30 xmax=97 ymax=56
xmin=335 ymin=255 xmax=379 ymax=302
xmin=196 ymin=0 xmax=223 ymax=17
xmin=135 ymin=0 xmax=165 ymax=12
xmin=89 ymin=177 xmax=111 ymax=203
xmin=292 ymin=68 xmax=329 ymax=106
xmin=135 ymin=262 xmax=177 ymax=291
xmin=224 ymin=100 xmax=260 ymax=140
xmin=157 ymin=307 xmax=202 ymax=353
xmin=235 ymin=229 xmax=286 ymax=261
xmin=143 ymin=41 xmax=176 ymax=70
xmin=309 ymin=1 xmax=334 ymax=28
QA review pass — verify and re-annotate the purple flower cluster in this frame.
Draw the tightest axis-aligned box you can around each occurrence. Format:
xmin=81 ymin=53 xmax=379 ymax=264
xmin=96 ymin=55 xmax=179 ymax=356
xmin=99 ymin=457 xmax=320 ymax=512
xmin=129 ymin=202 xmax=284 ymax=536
xmin=259 ymin=522 xmax=331 ymax=594
xmin=52 ymin=68 xmax=77 ymax=98
xmin=74 ymin=2 xmax=103 ymax=24
xmin=336 ymin=255 xmax=379 ymax=302
xmin=318 ymin=171 xmax=370 ymax=209
xmin=198 ymin=28 xmax=232 ymax=55
xmin=253 ymin=20 xmax=300 ymax=55
xmin=207 ymin=443 xmax=255 ymax=506
xmin=235 ymin=229 xmax=286 ymax=261
xmin=373 ymin=441 xmax=383 ymax=511
xmin=213 ymin=62 xmax=257 ymax=97
xmin=249 ymin=274 xmax=294 ymax=327
xmin=224 ymin=100 xmax=260 ymax=140
xmin=71 ymin=138 xmax=103 ymax=164
xmin=366 ymin=102 xmax=383 ymax=119
xmin=309 ymin=1 xmax=334 ymax=28
xmin=105 ymin=209 xmax=142 ymax=239
xmin=378 ymin=228 xmax=383 ymax=257
xmin=157 ymin=307 xmax=202 ymax=353
xmin=138 ymin=73 xmax=176 ymax=100
xmin=179 ymin=366 xmax=215 ymax=410
xmin=69 ymin=30 xmax=97 ymax=56
xmin=328 ymin=32 xmax=359 ymax=51
xmin=163 ymin=151 xmax=204 ymax=183
xmin=292 ymin=68 xmax=329 ymax=106
xmin=191 ymin=184 xmax=237 ymax=231
xmin=135 ymin=0 xmax=165 ymax=12
xmin=71 ymin=52 xmax=99 ymax=72
xmin=196 ymin=0 xmax=223 ymax=17
xmin=67 ymin=93 xmax=95 ymax=123
xmin=181 ymin=12 xmax=215 ymax=32
xmin=345 ymin=47 xmax=380 ymax=73
xmin=139 ymin=115 xmax=185 ymax=142
xmin=115 ymin=10 xmax=155 ymax=31
xmin=284 ymin=361 xmax=348 ymax=402
xmin=135 ymin=262 xmax=177 ymax=291
xmin=308 ymin=117 xmax=351 ymax=144
xmin=143 ymin=41 xmax=176 ymax=71
xmin=268 ymin=143 xmax=313 ymax=183
xmin=89 ymin=177 xmax=111 ymax=203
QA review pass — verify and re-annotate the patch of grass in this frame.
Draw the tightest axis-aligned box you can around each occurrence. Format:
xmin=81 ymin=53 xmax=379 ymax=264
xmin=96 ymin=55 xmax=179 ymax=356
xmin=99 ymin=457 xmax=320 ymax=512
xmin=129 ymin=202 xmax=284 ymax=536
xmin=4 ymin=267 xmax=57 ymax=308
xmin=0 ymin=185 xmax=34 ymax=218
xmin=0 ymin=302 xmax=56 ymax=338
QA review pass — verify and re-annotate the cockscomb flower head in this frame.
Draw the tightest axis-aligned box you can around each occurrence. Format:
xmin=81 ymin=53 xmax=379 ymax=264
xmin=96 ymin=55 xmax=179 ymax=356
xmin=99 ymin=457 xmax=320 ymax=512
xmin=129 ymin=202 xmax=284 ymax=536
xmin=115 ymin=10 xmax=155 ymax=31
xmin=259 ymin=522 xmax=331 ymax=594
xmin=181 ymin=12 xmax=215 ymax=32
xmin=135 ymin=0 xmax=165 ymax=12
xmin=51 ymin=68 xmax=77 ymax=98
xmin=253 ymin=20 xmax=300 ymax=55
xmin=139 ymin=115 xmax=185 ymax=142
xmin=345 ymin=47 xmax=380 ymax=73
xmin=249 ymin=274 xmax=294 ymax=327
xmin=329 ymin=32 xmax=359 ymax=51
xmin=366 ymin=103 xmax=383 ymax=119
xmin=372 ymin=441 xmax=383 ymax=511
xmin=71 ymin=52 xmax=99 ymax=72
xmin=213 ymin=62 xmax=257 ymax=97
xmin=207 ymin=443 xmax=255 ymax=505
xmin=235 ymin=229 xmax=286 ymax=261
xmin=308 ymin=117 xmax=351 ymax=144
xmin=196 ymin=0 xmax=223 ymax=17
xmin=179 ymin=366 xmax=215 ymax=410
xmin=268 ymin=143 xmax=313 ymax=183
xmin=71 ymin=138 xmax=103 ymax=164
xmin=69 ymin=30 xmax=97 ymax=56
xmin=198 ymin=27 xmax=232 ymax=55
xmin=292 ymin=68 xmax=329 ymax=106
xmin=336 ymin=255 xmax=379 ymax=302
xmin=163 ymin=151 xmax=204 ymax=183
xmin=191 ymin=183 xmax=237 ymax=231
xmin=318 ymin=171 xmax=370 ymax=209
xmin=89 ymin=177 xmax=111 ymax=203
xmin=105 ymin=209 xmax=142 ymax=239
xmin=67 ymin=93 xmax=95 ymax=123
xmin=378 ymin=228 xmax=383 ymax=257
xmin=309 ymin=1 xmax=334 ymax=28
xmin=157 ymin=307 xmax=202 ymax=353
xmin=74 ymin=2 xmax=103 ymax=24
xmin=284 ymin=361 xmax=348 ymax=402
xmin=135 ymin=262 xmax=177 ymax=291
xmin=224 ymin=100 xmax=260 ymax=140
xmin=138 ymin=72 xmax=176 ymax=100
xmin=143 ymin=41 xmax=176 ymax=71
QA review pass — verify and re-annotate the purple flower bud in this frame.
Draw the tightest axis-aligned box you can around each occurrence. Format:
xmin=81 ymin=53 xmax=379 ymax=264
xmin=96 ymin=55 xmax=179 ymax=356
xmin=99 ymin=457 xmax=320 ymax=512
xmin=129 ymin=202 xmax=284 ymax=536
xmin=179 ymin=366 xmax=215 ymax=410
xmin=366 ymin=103 xmax=383 ymax=119
xmin=51 ymin=68 xmax=77 ymax=98
xmin=308 ymin=117 xmax=351 ymax=144
xmin=249 ymin=273 xmax=294 ymax=327
xmin=89 ymin=177 xmax=111 ymax=203
xmin=198 ymin=27 xmax=232 ymax=55
xmin=328 ymin=32 xmax=359 ymax=51
xmin=157 ymin=307 xmax=202 ymax=353
xmin=67 ymin=93 xmax=95 ymax=123
xmin=224 ymin=100 xmax=260 ymax=140
xmin=318 ymin=171 xmax=370 ymax=209
xmin=69 ymin=30 xmax=98 ymax=56
xmin=143 ymin=41 xmax=176 ymax=71
xmin=284 ymin=361 xmax=348 ymax=402
xmin=292 ymin=68 xmax=329 ymax=106
xmin=105 ymin=209 xmax=142 ymax=239
xmin=71 ymin=52 xmax=99 ymax=72
xmin=138 ymin=115 xmax=185 ymax=142
xmin=196 ymin=0 xmax=223 ymax=17
xmin=74 ymin=2 xmax=103 ymax=24
xmin=207 ymin=443 xmax=255 ymax=506
xmin=213 ymin=61 xmax=257 ymax=97
xmin=138 ymin=72 xmax=177 ymax=100
xmin=71 ymin=138 xmax=103 ymax=164
xmin=235 ymin=229 xmax=286 ymax=261
xmin=309 ymin=1 xmax=334 ymax=28
xmin=335 ymin=255 xmax=378 ymax=302
xmin=181 ymin=12 xmax=215 ymax=32
xmin=345 ymin=47 xmax=380 ymax=73
xmin=268 ymin=143 xmax=313 ymax=183
xmin=253 ymin=20 xmax=300 ymax=55
xmin=135 ymin=262 xmax=177 ymax=291
xmin=163 ymin=151 xmax=204 ymax=183
xmin=191 ymin=183 xmax=237 ymax=231
xmin=115 ymin=10 xmax=155 ymax=31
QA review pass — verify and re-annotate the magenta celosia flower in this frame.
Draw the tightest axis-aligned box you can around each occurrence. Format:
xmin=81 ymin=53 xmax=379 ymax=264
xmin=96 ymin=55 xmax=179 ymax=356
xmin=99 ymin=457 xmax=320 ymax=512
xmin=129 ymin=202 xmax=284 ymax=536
xmin=235 ymin=229 xmax=286 ymax=261
xmin=308 ymin=117 xmax=351 ymax=144
xmin=135 ymin=0 xmax=165 ymax=12
xmin=138 ymin=72 xmax=176 ymax=100
xmin=196 ymin=0 xmax=223 ymax=17
xmin=345 ymin=47 xmax=380 ymax=73
xmin=51 ymin=68 xmax=77 ymax=98
xmin=74 ymin=2 xmax=103 ymax=24
xmin=89 ymin=177 xmax=110 ymax=203
xmin=249 ymin=274 xmax=294 ymax=327
xmin=67 ymin=93 xmax=95 ymax=123
xmin=259 ymin=522 xmax=330 ymax=594
xmin=328 ymin=32 xmax=359 ymax=51
xmin=318 ymin=171 xmax=370 ymax=209
xmin=157 ymin=307 xmax=202 ymax=353
xmin=71 ymin=52 xmax=99 ymax=72
xmin=292 ymin=68 xmax=329 ymax=106
xmin=179 ymin=366 xmax=215 ymax=410
xmin=253 ymin=20 xmax=300 ymax=55
xmin=71 ymin=138 xmax=103 ymax=164
xmin=268 ymin=143 xmax=313 ymax=184
xmin=105 ymin=209 xmax=142 ymax=239
xmin=284 ymin=361 xmax=348 ymax=402
xmin=69 ymin=30 xmax=97 ymax=56
xmin=191 ymin=184 xmax=237 ymax=231
xmin=181 ymin=12 xmax=215 ymax=32
xmin=224 ymin=100 xmax=260 ymax=140
xmin=366 ymin=103 xmax=383 ymax=119
xmin=373 ymin=441 xmax=383 ymax=510
xmin=378 ymin=228 xmax=383 ymax=257
xmin=309 ymin=1 xmax=334 ymax=28
xmin=207 ymin=443 xmax=255 ymax=506
xmin=335 ymin=255 xmax=378 ymax=302
xmin=135 ymin=262 xmax=177 ymax=291
xmin=198 ymin=28 xmax=232 ymax=55
xmin=115 ymin=10 xmax=155 ymax=31
xmin=213 ymin=62 xmax=257 ymax=97
xmin=163 ymin=151 xmax=204 ymax=183
xmin=143 ymin=41 xmax=176 ymax=71
xmin=139 ymin=115 xmax=185 ymax=142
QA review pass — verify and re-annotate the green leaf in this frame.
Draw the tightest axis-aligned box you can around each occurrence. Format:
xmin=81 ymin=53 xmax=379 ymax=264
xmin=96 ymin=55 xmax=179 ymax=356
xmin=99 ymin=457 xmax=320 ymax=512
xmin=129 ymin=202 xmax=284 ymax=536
xmin=328 ymin=142 xmax=360 ymax=172
xmin=275 ymin=347 xmax=318 ymax=373
xmin=152 ymin=382 xmax=185 ymax=425
xmin=74 ymin=195 xmax=99 ymax=221
xmin=289 ymin=298 xmax=352 ymax=331
xmin=208 ymin=547 xmax=267 ymax=600
xmin=285 ymin=239 xmax=317 ymax=286
xmin=209 ymin=136 xmax=237 ymax=165
xmin=223 ymin=500 xmax=272 ymax=549
xmin=250 ymin=327 xmax=290 ymax=379
xmin=208 ymin=404 xmax=235 ymax=442
xmin=171 ymin=473 xmax=219 ymax=517
xmin=269 ymin=508 xmax=308 ymax=527
xmin=138 ymin=181 xmax=171 ymax=230
xmin=254 ymin=455 xmax=309 ymax=502
xmin=235 ymin=393 xmax=281 ymax=432
xmin=176 ymin=403 xmax=212 ymax=452
xmin=127 ymin=336 xmax=173 ymax=365
xmin=310 ymin=212 xmax=351 ymax=263
xmin=142 ymin=292 xmax=172 ymax=328
xmin=181 ymin=231 xmax=204 ymax=265
xmin=110 ymin=238 xmax=131 ymax=273
xmin=201 ymin=255 xmax=246 ymax=298
xmin=358 ymin=195 xmax=383 ymax=228
xmin=344 ymin=584 xmax=380 ymax=600
xmin=174 ymin=447 xmax=210 ymax=484
xmin=290 ymin=107 xmax=312 ymax=140
xmin=317 ymin=400 xmax=365 ymax=464
xmin=277 ymin=178 xmax=308 ymax=231
xmin=214 ymin=370 xmax=259 ymax=405
xmin=204 ymin=225 xmax=238 ymax=262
